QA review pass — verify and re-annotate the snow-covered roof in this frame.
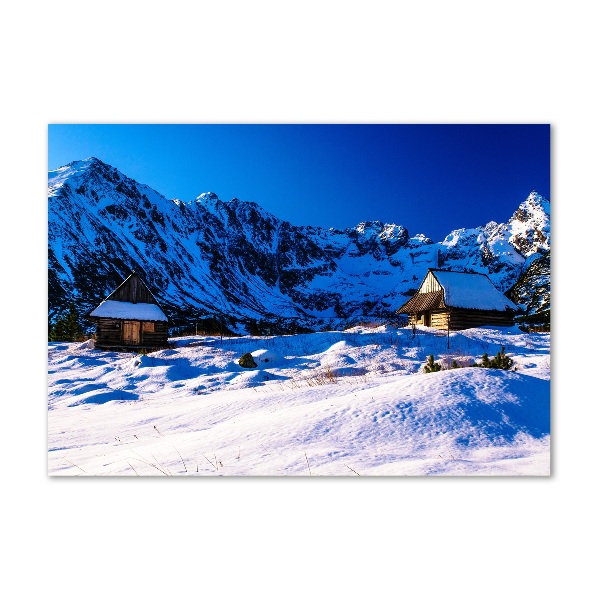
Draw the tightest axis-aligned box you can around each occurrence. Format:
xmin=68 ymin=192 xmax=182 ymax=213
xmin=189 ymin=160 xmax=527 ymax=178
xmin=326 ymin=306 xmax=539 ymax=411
xmin=89 ymin=300 xmax=168 ymax=321
xmin=432 ymin=270 xmax=518 ymax=311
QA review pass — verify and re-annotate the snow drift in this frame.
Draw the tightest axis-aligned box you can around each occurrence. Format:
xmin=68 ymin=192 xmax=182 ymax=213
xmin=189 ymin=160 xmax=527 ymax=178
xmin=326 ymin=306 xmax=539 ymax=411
xmin=48 ymin=325 xmax=550 ymax=476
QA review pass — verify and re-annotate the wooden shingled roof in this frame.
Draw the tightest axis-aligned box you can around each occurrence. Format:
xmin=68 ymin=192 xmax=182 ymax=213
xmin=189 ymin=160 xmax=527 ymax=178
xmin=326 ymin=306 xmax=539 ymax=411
xmin=396 ymin=268 xmax=519 ymax=314
xmin=396 ymin=290 xmax=445 ymax=314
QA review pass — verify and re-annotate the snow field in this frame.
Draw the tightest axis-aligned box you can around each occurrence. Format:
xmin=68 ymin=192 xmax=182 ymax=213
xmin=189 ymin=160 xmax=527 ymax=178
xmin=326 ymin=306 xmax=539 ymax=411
xmin=48 ymin=325 xmax=550 ymax=476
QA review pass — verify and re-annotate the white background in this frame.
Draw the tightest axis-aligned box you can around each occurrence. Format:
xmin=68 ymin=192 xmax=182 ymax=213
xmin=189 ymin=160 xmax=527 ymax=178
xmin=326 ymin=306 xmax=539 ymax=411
xmin=1 ymin=1 xmax=597 ymax=598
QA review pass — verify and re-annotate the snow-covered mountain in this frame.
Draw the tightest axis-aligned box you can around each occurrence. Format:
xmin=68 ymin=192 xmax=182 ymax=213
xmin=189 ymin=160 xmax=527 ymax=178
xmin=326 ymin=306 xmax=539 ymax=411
xmin=48 ymin=158 xmax=550 ymax=332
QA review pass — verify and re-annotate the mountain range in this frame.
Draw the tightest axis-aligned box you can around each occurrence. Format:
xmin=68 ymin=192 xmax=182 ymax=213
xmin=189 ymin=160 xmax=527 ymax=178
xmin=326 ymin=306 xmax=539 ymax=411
xmin=48 ymin=157 xmax=550 ymax=333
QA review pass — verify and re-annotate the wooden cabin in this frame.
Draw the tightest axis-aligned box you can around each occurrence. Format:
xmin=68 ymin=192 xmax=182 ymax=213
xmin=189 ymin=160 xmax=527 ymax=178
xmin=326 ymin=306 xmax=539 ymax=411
xmin=396 ymin=269 xmax=518 ymax=330
xmin=88 ymin=272 xmax=169 ymax=350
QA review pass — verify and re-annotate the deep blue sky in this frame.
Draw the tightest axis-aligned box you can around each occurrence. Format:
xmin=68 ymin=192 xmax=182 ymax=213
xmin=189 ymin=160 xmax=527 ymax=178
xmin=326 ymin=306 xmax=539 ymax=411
xmin=48 ymin=124 xmax=549 ymax=242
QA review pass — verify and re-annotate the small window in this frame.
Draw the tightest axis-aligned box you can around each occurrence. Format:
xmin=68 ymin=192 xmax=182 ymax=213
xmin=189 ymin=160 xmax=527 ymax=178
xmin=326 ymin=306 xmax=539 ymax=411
xmin=142 ymin=322 xmax=155 ymax=333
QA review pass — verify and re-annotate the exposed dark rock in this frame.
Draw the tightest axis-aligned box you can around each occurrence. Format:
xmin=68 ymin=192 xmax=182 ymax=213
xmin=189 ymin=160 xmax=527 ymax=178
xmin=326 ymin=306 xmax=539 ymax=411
xmin=507 ymin=250 xmax=551 ymax=325
xmin=238 ymin=353 xmax=257 ymax=368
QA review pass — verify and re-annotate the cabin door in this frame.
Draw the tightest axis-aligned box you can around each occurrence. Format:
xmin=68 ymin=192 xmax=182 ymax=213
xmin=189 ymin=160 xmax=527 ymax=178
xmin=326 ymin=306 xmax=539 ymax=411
xmin=123 ymin=321 xmax=141 ymax=344
xmin=423 ymin=312 xmax=430 ymax=327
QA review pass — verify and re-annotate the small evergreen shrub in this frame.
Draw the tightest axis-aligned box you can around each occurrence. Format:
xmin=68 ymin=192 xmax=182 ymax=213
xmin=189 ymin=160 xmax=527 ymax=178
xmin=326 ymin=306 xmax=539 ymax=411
xmin=490 ymin=346 xmax=514 ymax=370
xmin=473 ymin=346 xmax=514 ymax=370
xmin=424 ymin=354 xmax=442 ymax=373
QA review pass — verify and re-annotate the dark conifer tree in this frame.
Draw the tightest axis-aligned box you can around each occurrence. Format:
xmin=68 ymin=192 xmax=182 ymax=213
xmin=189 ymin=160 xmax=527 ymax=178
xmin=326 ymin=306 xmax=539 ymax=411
xmin=424 ymin=354 xmax=442 ymax=373
xmin=49 ymin=305 xmax=84 ymax=342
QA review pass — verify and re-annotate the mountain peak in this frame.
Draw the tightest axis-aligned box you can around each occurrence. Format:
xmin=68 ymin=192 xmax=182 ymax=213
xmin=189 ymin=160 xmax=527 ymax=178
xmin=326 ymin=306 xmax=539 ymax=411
xmin=52 ymin=156 xmax=104 ymax=173
xmin=511 ymin=191 xmax=550 ymax=222
xmin=49 ymin=157 xmax=118 ymax=183
xmin=526 ymin=190 xmax=549 ymax=206
xmin=83 ymin=156 xmax=103 ymax=165
xmin=354 ymin=221 xmax=384 ymax=235
xmin=196 ymin=191 xmax=219 ymax=201
xmin=504 ymin=191 xmax=550 ymax=257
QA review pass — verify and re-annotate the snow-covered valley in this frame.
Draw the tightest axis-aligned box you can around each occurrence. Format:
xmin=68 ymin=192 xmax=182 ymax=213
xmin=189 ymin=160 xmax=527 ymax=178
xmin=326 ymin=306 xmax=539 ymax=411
xmin=48 ymin=325 xmax=550 ymax=476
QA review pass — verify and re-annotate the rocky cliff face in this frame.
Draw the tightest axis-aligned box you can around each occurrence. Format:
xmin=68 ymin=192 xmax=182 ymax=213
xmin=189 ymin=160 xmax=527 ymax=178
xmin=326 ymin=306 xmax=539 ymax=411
xmin=48 ymin=158 xmax=550 ymax=332
xmin=507 ymin=250 xmax=551 ymax=329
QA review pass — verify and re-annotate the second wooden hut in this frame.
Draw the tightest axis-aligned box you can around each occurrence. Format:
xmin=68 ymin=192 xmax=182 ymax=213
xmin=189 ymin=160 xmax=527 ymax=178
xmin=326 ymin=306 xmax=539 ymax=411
xmin=396 ymin=269 xmax=519 ymax=330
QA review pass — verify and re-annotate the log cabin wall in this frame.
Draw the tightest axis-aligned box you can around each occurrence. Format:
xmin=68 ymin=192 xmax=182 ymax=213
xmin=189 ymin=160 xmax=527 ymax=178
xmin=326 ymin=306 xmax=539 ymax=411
xmin=95 ymin=318 xmax=169 ymax=348
xmin=408 ymin=309 xmax=512 ymax=330
xmin=408 ymin=310 xmax=448 ymax=328
xmin=449 ymin=309 xmax=514 ymax=330
xmin=95 ymin=318 xmax=124 ymax=346
xmin=430 ymin=309 xmax=449 ymax=329
xmin=140 ymin=321 xmax=169 ymax=346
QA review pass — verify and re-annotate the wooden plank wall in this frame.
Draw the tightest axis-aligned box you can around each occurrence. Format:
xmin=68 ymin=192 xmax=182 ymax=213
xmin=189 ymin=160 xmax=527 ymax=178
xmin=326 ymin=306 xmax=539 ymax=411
xmin=96 ymin=318 xmax=123 ymax=345
xmin=430 ymin=310 xmax=449 ymax=329
xmin=408 ymin=309 xmax=513 ymax=330
xmin=95 ymin=319 xmax=169 ymax=348
xmin=408 ymin=310 xmax=448 ymax=328
xmin=449 ymin=309 xmax=514 ymax=330
xmin=108 ymin=275 xmax=155 ymax=304
xmin=141 ymin=322 xmax=169 ymax=346
xmin=419 ymin=272 xmax=442 ymax=294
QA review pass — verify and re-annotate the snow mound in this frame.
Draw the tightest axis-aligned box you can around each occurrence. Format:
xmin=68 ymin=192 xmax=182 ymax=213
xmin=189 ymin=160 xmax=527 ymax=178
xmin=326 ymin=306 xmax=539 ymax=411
xmin=321 ymin=353 xmax=357 ymax=369
xmin=251 ymin=349 xmax=286 ymax=367
xmin=48 ymin=326 xmax=551 ymax=476
xmin=67 ymin=386 xmax=140 ymax=406
xmin=76 ymin=339 xmax=95 ymax=350
xmin=323 ymin=340 xmax=354 ymax=354
xmin=128 ymin=355 xmax=153 ymax=369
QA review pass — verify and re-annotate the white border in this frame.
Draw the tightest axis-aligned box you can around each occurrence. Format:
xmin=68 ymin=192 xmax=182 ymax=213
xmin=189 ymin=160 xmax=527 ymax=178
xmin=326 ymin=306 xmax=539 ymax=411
xmin=2 ymin=2 xmax=597 ymax=597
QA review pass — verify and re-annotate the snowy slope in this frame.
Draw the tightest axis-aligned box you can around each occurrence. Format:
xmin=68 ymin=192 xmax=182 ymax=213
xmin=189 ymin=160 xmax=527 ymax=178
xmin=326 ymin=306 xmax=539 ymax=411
xmin=48 ymin=325 xmax=550 ymax=476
